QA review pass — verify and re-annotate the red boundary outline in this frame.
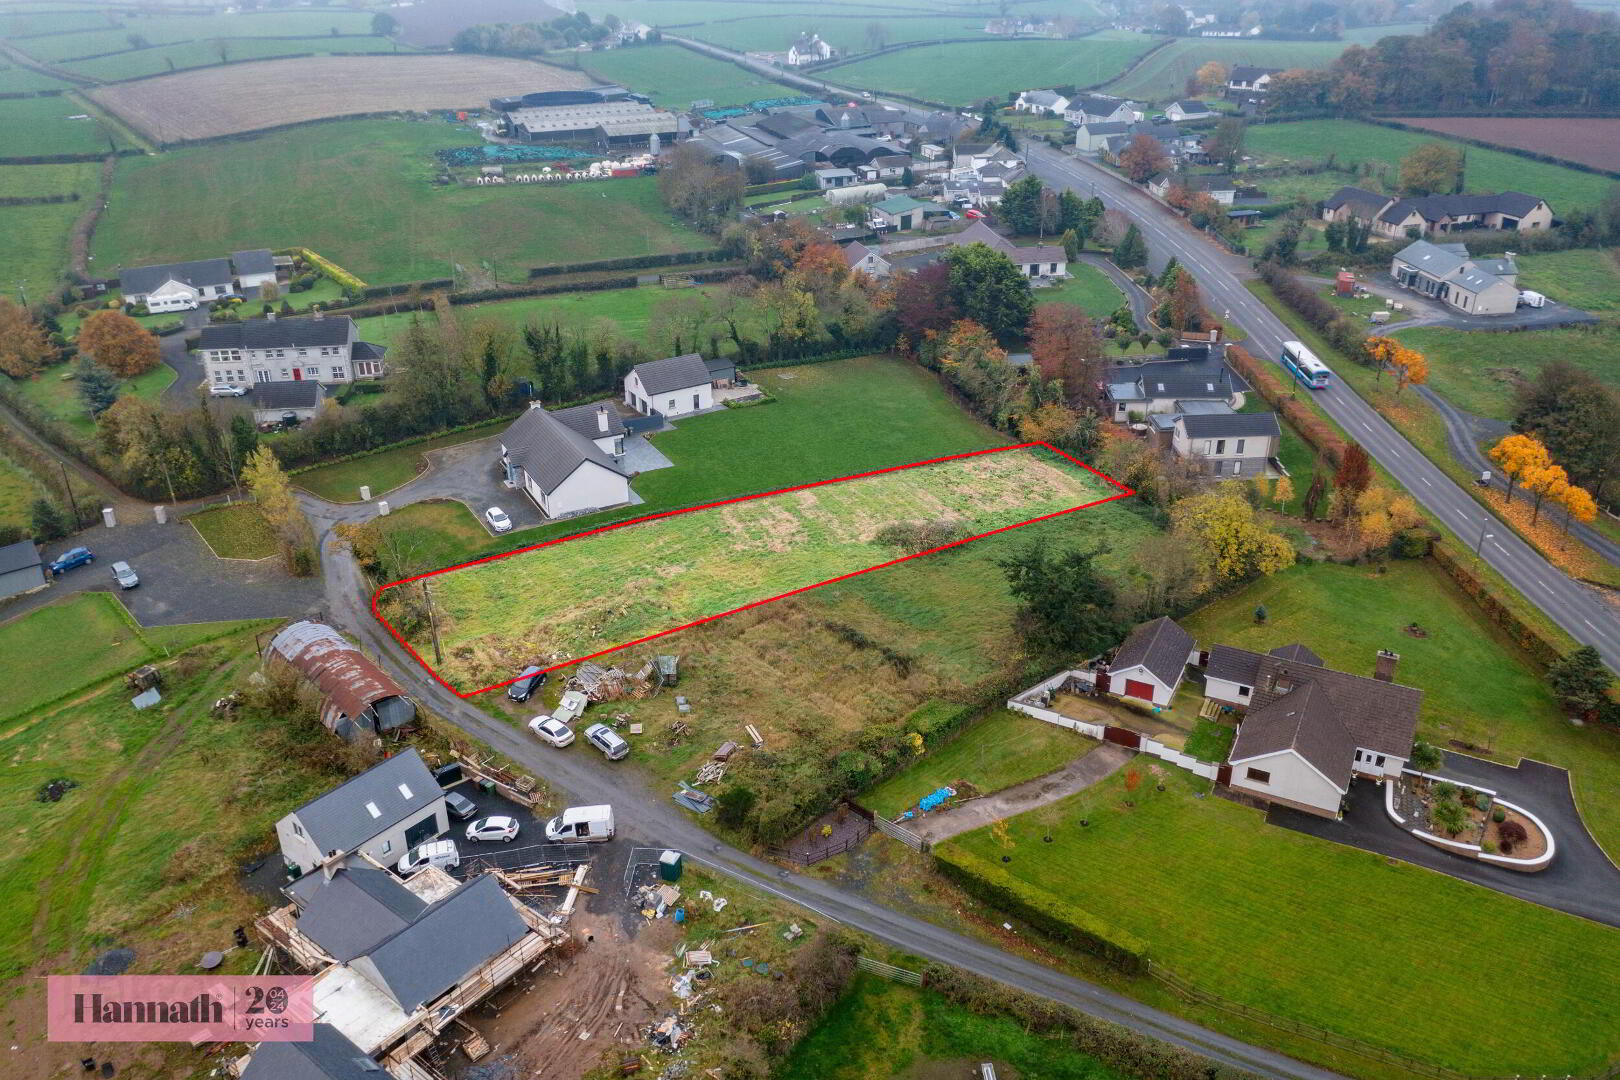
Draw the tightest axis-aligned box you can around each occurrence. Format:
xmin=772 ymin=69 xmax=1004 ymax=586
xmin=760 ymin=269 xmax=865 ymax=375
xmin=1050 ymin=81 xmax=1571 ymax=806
xmin=370 ymin=442 xmax=1134 ymax=697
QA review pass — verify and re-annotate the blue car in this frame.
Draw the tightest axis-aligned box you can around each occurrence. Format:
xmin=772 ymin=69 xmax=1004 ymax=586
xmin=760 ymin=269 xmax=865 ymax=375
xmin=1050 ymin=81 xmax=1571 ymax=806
xmin=49 ymin=546 xmax=93 ymax=575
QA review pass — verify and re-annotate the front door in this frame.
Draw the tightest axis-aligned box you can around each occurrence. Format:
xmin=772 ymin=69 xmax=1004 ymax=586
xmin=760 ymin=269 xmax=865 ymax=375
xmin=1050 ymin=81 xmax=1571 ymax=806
xmin=291 ymin=368 xmax=302 ymax=380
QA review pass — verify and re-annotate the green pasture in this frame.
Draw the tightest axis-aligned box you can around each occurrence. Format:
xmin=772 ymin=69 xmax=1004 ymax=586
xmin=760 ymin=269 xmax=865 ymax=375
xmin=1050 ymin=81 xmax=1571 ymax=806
xmin=1105 ymin=37 xmax=1361 ymax=101
xmin=12 ymin=10 xmax=378 ymax=61
xmin=579 ymin=43 xmax=799 ymax=107
xmin=0 ymin=95 xmax=126 ymax=155
xmin=10 ymin=360 xmax=175 ymax=434
xmin=60 ymin=34 xmax=407 ymax=81
xmin=1393 ymin=323 xmax=1620 ymax=423
xmin=826 ymin=36 xmax=1155 ymax=105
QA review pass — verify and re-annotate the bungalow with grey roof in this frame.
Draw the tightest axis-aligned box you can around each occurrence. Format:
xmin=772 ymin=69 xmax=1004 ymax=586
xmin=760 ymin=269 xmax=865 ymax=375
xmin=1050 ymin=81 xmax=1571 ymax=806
xmin=1015 ymin=88 xmax=1071 ymax=115
xmin=1165 ymin=100 xmax=1214 ymax=122
xmin=1390 ymin=239 xmax=1520 ymax=315
xmin=119 ymin=247 xmax=277 ymax=313
xmin=275 ymin=748 xmax=445 ymax=875
xmin=499 ymin=401 xmax=630 ymax=519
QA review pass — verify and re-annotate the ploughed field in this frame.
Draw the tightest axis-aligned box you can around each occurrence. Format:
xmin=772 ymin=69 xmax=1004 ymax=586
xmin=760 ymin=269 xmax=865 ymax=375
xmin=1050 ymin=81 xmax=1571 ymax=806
xmin=1390 ymin=116 xmax=1620 ymax=173
xmin=87 ymin=54 xmax=589 ymax=143
xmin=380 ymin=447 xmax=1118 ymax=692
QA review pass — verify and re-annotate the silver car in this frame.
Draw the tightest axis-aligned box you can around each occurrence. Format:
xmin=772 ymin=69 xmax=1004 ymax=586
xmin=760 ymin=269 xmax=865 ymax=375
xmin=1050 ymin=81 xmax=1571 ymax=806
xmin=110 ymin=561 xmax=139 ymax=589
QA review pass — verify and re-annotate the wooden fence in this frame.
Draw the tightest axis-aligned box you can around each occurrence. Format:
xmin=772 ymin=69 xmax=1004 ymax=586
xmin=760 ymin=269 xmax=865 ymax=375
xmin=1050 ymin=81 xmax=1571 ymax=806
xmin=872 ymin=814 xmax=930 ymax=852
xmin=856 ymin=955 xmax=923 ymax=986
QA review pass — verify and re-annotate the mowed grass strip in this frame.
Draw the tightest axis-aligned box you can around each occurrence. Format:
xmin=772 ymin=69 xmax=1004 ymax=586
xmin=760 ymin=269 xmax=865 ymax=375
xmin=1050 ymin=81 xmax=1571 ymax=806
xmin=185 ymin=502 xmax=279 ymax=559
xmin=948 ymin=769 xmax=1620 ymax=1074
xmin=0 ymin=593 xmax=150 ymax=722
xmin=830 ymin=36 xmax=1154 ymax=105
xmin=397 ymin=448 xmax=1114 ymax=688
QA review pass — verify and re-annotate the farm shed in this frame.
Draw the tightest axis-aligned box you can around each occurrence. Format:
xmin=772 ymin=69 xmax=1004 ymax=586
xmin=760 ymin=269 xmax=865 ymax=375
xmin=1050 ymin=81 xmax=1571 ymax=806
xmin=269 ymin=621 xmax=416 ymax=740
xmin=0 ymin=539 xmax=47 ymax=600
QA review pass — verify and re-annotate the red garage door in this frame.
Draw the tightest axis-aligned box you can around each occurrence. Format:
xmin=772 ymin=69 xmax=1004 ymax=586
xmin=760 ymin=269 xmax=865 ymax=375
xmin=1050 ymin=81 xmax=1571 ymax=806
xmin=1123 ymin=679 xmax=1156 ymax=702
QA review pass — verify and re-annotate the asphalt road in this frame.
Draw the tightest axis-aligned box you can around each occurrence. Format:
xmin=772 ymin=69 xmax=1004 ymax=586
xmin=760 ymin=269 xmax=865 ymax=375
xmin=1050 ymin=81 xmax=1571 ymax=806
xmin=1021 ymin=143 xmax=1620 ymax=672
xmin=301 ymin=497 xmax=1345 ymax=1080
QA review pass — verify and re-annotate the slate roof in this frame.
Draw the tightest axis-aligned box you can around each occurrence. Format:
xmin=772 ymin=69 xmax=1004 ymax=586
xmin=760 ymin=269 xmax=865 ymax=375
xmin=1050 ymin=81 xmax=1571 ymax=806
xmin=120 ymin=257 xmax=232 ymax=297
xmin=197 ymin=314 xmax=353 ymax=351
xmin=1110 ymin=616 xmax=1194 ymax=688
xmin=295 ymin=867 xmax=427 ymax=963
xmin=1393 ymin=240 xmax=1515 ymax=295
xmin=1079 ymin=121 xmax=1130 ymax=135
xmin=1179 ymin=411 xmax=1280 ymax=439
xmin=1219 ymin=646 xmax=1422 ymax=763
xmin=283 ymin=747 xmax=440 ymax=858
xmin=250 ymin=381 xmax=322 ymax=409
xmin=231 ymin=248 xmax=276 ymax=277
xmin=948 ymin=220 xmax=1063 ymax=265
xmin=1072 ymin=94 xmax=1128 ymax=116
xmin=1270 ymin=643 xmax=1324 ymax=665
xmin=1376 ymin=191 xmax=1544 ymax=225
xmin=552 ymin=400 xmax=626 ymax=441
xmin=501 ymin=405 xmax=625 ymax=496
xmin=1107 ymin=351 xmax=1247 ymax=402
xmin=354 ymin=873 xmax=528 ymax=1012
xmin=1205 ymin=643 xmax=1265 ymax=687
xmin=1230 ymin=680 xmax=1359 ymax=788
xmin=1021 ymin=89 xmax=1068 ymax=109
xmin=1323 ymin=185 xmax=1391 ymax=218
xmin=351 ymin=340 xmax=387 ymax=362
xmin=239 ymin=1023 xmax=384 ymax=1080
xmin=0 ymin=538 xmax=41 ymax=575
xmin=1172 ymin=100 xmax=1211 ymax=112
xmin=631 ymin=352 xmax=712 ymax=395
xmin=1229 ymin=65 xmax=1282 ymax=83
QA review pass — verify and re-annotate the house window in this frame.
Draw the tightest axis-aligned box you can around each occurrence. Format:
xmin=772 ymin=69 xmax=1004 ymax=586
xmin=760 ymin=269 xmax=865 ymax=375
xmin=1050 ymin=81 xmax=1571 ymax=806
xmin=692 ymin=393 xmax=700 ymax=410
xmin=255 ymin=370 xmax=271 ymax=382
xmin=279 ymin=368 xmax=290 ymax=379
xmin=379 ymin=839 xmax=392 ymax=855
xmin=291 ymin=821 xmax=303 ymax=836
xmin=364 ymin=801 xmax=382 ymax=818
xmin=1238 ymin=685 xmax=1250 ymax=697
xmin=1376 ymin=754 xmax=1386 ymax=767
xmin=212 ymin=371 xmax=226 ymax=383
xmin=330 ymin=366 xmax=345 ymax=381
xmin=305 ymin=367 xmax=319 ymax=378
xmin=1235 ymin=439 xmax=1246 ymax=455
xmin=1232 ymin=461 xmax=1242 ymax=475
xmin=667 ymin=398 xmax=676 ymax=412
xmin=1245 ymin=767 xmax=1271 ymax=784
xmin=1214 ymin=439 xmax=1226 ymax=455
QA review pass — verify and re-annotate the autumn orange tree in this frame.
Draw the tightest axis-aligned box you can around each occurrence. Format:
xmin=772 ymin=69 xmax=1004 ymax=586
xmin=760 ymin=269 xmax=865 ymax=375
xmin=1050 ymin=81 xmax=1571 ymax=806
xmin=1488 ymin=433 xmax=1550 ymax=506
xmin=1521 ymin=462 xmax=1569 ymax=526
xmin=1118 ymin=133 xmax=1169 ymax=183
xmin=0 ymin=298 xmax=54 ymax=378
xmin=1365 ymin=336 xmax=1429 ymax=393
xmin=1559 ymin=484 xmax=1598 ymax=543
xmin=79 ymin=309 xmax=159 ymax=378
xmin=1029 ymin=302 xmax=1103 ymax=405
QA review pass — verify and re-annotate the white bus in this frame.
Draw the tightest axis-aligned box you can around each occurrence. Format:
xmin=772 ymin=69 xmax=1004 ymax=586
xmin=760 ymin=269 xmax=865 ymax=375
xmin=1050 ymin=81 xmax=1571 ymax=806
xmin=1281 ymin=340 xmax=1332 ymax=388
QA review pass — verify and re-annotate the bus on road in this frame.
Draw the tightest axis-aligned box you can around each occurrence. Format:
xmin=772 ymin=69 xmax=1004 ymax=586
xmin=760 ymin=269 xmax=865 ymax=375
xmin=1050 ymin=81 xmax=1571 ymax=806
xmin=1281 ymin=340 xmax=1332 ymax=388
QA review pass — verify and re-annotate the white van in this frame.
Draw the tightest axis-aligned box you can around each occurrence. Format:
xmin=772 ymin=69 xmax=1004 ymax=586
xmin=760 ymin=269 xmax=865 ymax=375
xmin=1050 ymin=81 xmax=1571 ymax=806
xmin=544 ymin=804 xmax=615 ymax=843
xmin=396 ymin=839 xmax=459 ymax=875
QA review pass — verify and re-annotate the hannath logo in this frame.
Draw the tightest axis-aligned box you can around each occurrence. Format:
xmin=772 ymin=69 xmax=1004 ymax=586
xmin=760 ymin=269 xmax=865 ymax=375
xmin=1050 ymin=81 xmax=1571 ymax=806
xmin=48 ymin=976 xmax=312 ymax=1042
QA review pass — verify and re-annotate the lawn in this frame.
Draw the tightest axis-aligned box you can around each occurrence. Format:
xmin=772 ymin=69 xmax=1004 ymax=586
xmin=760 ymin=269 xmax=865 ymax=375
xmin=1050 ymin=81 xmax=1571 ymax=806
xmin=1244 ymin=119 xmax=1615 ymax=210
xmin=829 ymin=36 xmax=1156 ymax=106
xmin=1180 ymin=558 xmax=1620 ymax=856
xmin=861 ymin=708 xmax=1094 ymax=819
xmin=0 ymin=592 xmax=155 ymax=722
xmin=1513 ymin=247 xmax=1620 ymax=314
xmin=1393 ymin=323 xmax=1620 ymax=424
xmin=60 ymin=34 xmax=409 ymax=81
xmin=93 ymin=119 xmax=711 ymax=286
xmin=578 ymin=43 xmax=800 ymax=108
xmin=371 ymin=499 xmax=495 ymax=579
xmin=0 ymin=447 xmax=46 ymax=529
xmin=10 ymin=359 xmax=175 ymax=435
xmin=780 ymin=972 xmax=1129 ymax=1080
xmin=293 ymin=419 xmax=510 ymax=502
xmin=690 ymin=13 xmax=989 ymax=53
xmin=948 ymin=768 xmax=1620 ymax=1075
xmin=1103 ymin=36 xmax=1353 ymax=102
xmin=0 ymin=95 xmax=127 ymax=156
xmin=389 ymin=447 xmax=1115 ymax=690
xmin=185 ymin=501 xmax=279 ymax=559
xmin=1035 ymin=261 xmax=1126 ymax=317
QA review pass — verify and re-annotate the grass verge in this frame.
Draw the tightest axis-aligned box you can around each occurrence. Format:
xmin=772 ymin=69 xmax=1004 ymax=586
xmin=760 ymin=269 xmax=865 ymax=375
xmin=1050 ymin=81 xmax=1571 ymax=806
xmin=186 ymin=501 xmax=279 ymax=560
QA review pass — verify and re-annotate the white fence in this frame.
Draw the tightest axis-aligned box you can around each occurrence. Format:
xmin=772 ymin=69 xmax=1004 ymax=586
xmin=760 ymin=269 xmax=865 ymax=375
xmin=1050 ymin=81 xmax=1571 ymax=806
xmin=856 ymin=955 xmax=924 ymax=985
xmin=1137 ymin=738 xmax=1220 ymax=780
xmin=1008 ymin=671 xmax=1221 ymax=782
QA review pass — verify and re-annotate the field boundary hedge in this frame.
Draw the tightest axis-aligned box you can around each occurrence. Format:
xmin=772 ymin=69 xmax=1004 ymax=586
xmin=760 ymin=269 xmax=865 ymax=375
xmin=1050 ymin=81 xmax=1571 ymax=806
xmin=0 ymin=193 xmax=80 ymax=205
xmin=1225 ymin=344 xmax=1347 ymax=466
xmin=934 ymin=846 xmax=1149 ymax=973
xmin=0 ymin=148 xmax=141 ymax=165
xmin=1430 ymin=541 xmax=1563 ymax=670
xmin=526 ymin=249 xmax=727 ymax=279
xmin=1367 ymin=115 xmax=1620 ymax=180
xmin=291 ymin=246 xmax=367 ymax=291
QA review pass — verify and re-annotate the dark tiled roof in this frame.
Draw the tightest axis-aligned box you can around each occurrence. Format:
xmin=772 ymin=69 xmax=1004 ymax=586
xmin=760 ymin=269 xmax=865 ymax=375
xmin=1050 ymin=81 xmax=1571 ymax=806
xmin=1229 ymin=65 xmax=1283 ymax=82
xmin=1107 ymin=352 xmax=1247 ymax=401
xmin=1111 ymin=616 xmax=1194 ymax=688
xmin=1377 ymin=191 xmax=1545 ymax=225
xmin=1251 ymin=654 xmax=1421 ymax=758
xmin=250 ymin=380 xmax=322 ymax=409
xmin=295 ymin=867 xmax=427 ymax=963
xmin=239 ymin=1023 xmax=382 ymax=1080
xmin=1081 ymin=121 xmax=1130 ymax=134
xmin=0 ymin=538 xmax=41 ymax=575
xmin=1230 ymin=681 xmax=1358 ymax=787
xmin=1179 ymin=412 xmax=1280 ymax=439
xmin=285 ymin=748 xmax=439 ymax=857
xmin=1206 ymin=643 xmax=1263 ymax=686
xmin=231 ymin=248 xmax=276 ymax=277
xmin=351 ymin=341 xmax=386 ymax=362
xmin=631 ymin=352 xmax=712 ymax=396
xmin=353 ymin=874 xmax=527 ymax=1012
xmin=1173 ymin=100 xmax=1210 ymax=111
xmin=704 ymin=355 xmax=737 ymax=379
xmin=502 ymin=405 xmax=625 ymax=495
xmin=1270 ymin=643 xmax=1323 ymax=665
xmin=197 ymin=314 xmax=353 ymax=351
xmin=120 ymin=257 xmax=232 ymax=296
xmin=1323 ymin=185 xmax=1390 ymax=217
xmin=552 ymin=400 xmax=625 ymax=441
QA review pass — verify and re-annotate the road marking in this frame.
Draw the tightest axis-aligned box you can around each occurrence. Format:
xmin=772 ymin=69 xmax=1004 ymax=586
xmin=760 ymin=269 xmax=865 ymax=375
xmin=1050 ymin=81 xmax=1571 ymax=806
xmin=1420 ymin=476 xmax=1432 ymax=487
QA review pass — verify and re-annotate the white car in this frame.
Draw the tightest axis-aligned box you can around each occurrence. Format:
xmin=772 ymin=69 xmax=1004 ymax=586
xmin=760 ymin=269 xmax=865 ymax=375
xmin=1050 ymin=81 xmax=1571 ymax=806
xmin=110 ymin=561 xmax=139 ymax=589
xmin=465 ymin=816 xmax=520 ymax=843
xmin=529 ymin=715 xmax=575 ymax=747
xmin=485 ymin=506 xmax=513 ymax=533
xmin=584 ymin=723 xmax=629 ymax=761
xmin=396 ymin=839 xmax=459 ymax=875
xmin=208 ymin=383 xmax=250 ymax=397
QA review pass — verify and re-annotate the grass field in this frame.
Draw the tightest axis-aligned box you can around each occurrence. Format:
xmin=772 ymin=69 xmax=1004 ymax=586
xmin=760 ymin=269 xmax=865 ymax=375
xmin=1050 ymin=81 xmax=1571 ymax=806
xmin=1102 ymin=37 xmax=1350 ymax=102
xmin=1035 ymin=261 xmax=1126 ymax=316
xmin=11 ymin=360 xmax=174 ymax=434
xmin=61 ymin=34 xmax=408 ymax=82
xmin=1244 ymin=119 xmax=1616 ymax=210
xmin=1392 ymin=323 xmax=1620 ymax=424
xmin=947 ymin=766 xmax=1620 ymax=1074
xmin=93 ymin=118 xmax=709 ymax=284
xmin=0 ymin=447 xmax=45 ymax=529
xmin=293 ymin=419 xmax=510 ymax=502
xmin=0 ymin=61 xmax=72 ymax=92
xmin=1181 ymin=558 xmax=1620 ymax=856
xmin=861 ymin=708 xmax=1093 ymax=818
xmin=0 ymin=186 xmax=92 ymax=300
xmin=0 ymin=593 xmax=158 ymax=722
xmin=10 ymin=10 xmax=379 ymax=61
xmin=690 ymin=12 xmax=989 ymax=53
xmin=390 ymin=447 xmax=1115 ymax=689
xmin=829 ymin=36 xmax=1155 ymax=105
xmin=0 ymin=95 xmax=125 ymax=155
xmin=186 ymin=502 xmax=278 ymax=560
xmin=579 ymin=43 xmax=799 ymax=107
xmin=781 ymin=972 xmax=1129 ymax=1080
xmin=1513 ymin=247 xmax=1620 ymax=314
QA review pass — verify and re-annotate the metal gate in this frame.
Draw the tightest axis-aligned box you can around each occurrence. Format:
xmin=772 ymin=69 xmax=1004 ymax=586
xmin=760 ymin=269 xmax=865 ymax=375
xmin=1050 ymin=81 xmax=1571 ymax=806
xmin=1103 ymin=726 xmax=1141 ymax=749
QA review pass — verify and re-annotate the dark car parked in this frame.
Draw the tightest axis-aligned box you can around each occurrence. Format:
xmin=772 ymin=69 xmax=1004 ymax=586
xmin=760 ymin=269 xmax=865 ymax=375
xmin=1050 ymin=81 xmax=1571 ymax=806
xmin=49 ymin=547 xmax=93 ymax=575
xmin=444 ymin=789 xmax=479 ymax=820
xmin=506 ymin=665 xmax=549 ymax=702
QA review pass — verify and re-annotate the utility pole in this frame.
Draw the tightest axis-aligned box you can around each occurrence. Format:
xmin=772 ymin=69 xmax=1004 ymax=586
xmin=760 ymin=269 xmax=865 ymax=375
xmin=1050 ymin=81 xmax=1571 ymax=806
xmin=58 ymin=460 xmax=80 ymax=526
xmin=421 ymin=579 xmax=443 ymax=664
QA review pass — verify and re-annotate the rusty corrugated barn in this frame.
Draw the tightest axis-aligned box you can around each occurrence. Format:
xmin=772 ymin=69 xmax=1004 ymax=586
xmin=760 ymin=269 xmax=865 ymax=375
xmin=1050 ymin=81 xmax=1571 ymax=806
xmin=268 ymin=621 xmax=416 ymax=740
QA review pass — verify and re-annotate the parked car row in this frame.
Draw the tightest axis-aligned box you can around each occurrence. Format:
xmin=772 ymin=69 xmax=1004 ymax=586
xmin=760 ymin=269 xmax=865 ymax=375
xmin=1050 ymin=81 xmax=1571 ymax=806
xmin=46 ymin=546 xmax=140 ymax=589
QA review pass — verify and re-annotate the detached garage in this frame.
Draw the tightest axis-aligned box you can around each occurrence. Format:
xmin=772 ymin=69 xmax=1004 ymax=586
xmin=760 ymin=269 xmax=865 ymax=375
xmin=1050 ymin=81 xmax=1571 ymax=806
xmin=1102 ymin=616 xmax=1195 ymax=707
xmin=0 ymin=539 xmax=47 ymax=600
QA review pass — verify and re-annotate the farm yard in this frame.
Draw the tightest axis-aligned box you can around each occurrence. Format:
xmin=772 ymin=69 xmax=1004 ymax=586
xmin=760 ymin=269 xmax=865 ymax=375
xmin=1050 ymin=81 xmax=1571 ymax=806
xmin=92 ymin=119 xmax=710 ymax=285
xmin=1389 ymin=116 xmax=1620 ymax=174
xmin=87 ymin=53 xmax=587 ymax=143
xmin=825 ymin=35 xmax=1157 ymax=106
xmin=381 ymin=446 xmax=1121 ymax=691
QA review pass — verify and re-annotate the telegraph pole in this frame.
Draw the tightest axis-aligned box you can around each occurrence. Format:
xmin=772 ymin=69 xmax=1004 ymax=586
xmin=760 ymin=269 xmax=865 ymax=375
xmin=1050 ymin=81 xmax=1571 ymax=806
xmin=421 ymin=580 xmax=443 ymax=664
xmin=58 ymin=460 xmax=80 ymax=526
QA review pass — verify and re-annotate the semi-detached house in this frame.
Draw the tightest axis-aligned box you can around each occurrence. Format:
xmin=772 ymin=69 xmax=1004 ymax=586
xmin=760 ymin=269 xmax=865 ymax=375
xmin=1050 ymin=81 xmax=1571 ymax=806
xmin=198 ymin=312 xmax=387 ymax=389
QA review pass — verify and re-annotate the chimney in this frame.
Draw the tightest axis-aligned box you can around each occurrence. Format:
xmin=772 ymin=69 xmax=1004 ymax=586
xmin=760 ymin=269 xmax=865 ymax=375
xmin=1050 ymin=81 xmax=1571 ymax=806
xmin=1374 ymin=649 xmax=1400 ymax=683
xmin=528 ymin=400 xmax=544 ymax=411
xmin=596 ymin=404 xmax=609 ymax=432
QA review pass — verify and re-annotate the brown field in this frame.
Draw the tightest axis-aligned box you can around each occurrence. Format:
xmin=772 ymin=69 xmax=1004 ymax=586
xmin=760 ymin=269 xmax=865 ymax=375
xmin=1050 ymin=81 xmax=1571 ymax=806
xmin=1392 ymin=116 xmax=1620 ymax=173
xmin=88 ymin=54 xmax=592 ymax=143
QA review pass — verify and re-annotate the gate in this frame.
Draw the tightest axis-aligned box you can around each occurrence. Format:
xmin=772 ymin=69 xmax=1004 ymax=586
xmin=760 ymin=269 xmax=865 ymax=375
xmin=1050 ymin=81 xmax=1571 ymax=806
xmin=1103 ymin=726 xmax=1141 ymax=749
xmin=1216 ymin=763 xmax=1233 ymax=785
xmin=1094 ymin=670 xmax=1111 ymax=694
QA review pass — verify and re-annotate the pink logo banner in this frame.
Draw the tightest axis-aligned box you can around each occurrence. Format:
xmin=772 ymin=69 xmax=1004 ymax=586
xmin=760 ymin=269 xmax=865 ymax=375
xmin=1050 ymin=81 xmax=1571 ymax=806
xmin=48 ymin=975 xmax=314 ymax=1043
